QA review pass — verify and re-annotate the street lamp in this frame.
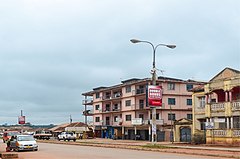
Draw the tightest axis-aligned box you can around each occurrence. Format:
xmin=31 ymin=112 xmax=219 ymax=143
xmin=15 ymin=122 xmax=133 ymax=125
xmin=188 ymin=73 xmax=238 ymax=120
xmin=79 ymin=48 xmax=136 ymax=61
xmin=130 ymin=38 xmax=176 ymax=143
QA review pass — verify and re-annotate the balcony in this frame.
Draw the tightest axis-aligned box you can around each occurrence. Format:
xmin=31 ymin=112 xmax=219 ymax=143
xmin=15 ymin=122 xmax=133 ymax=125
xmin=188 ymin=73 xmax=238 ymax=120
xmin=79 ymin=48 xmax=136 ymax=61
xmin=135 ymin=104 xmax=145 ymax=110
xmin=232 ymin=101 xmax=240 ymax=111
xmin=136 ymin=88 xmax=145 ymax=95
xmin=210 ymin=103 xmax=225 ymax=111
xmin=233 ymin=130 xmax=240 ymax=137
xmin=112 ymin=92 xmax=122 ymax=99
xmin=82 ymin=110 xmax=93 ymax=116
xmin=213 ymin=130 xmax=227 ymax=137
xmin=195 ymin=106 xmax=205 ymax=113
xmin=102 ymin=95 xmax=111 ymax=100
xmin=112 ymin=106 xmax=121 ymax=112
xmin=82 ymin=99 xmax=93 ymax=105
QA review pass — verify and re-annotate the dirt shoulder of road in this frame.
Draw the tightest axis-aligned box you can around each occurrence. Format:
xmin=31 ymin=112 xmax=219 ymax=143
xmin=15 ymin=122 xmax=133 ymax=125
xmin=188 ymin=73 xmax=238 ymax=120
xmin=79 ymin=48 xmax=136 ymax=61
xmin=38 ymin=139 xmax=240 ymax=159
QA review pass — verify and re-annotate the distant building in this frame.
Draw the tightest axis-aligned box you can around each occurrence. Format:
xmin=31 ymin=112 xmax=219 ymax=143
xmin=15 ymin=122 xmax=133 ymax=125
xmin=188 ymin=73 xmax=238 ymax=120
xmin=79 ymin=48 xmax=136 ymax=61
xmin=82 ymin=76 xmax=204 ymax=141
xmin=192 ymin=67 xmax=240 ymax=145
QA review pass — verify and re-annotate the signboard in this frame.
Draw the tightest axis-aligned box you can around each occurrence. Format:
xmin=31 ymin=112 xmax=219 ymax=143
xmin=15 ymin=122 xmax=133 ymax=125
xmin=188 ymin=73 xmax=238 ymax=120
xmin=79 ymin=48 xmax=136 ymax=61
xmin=18 ymin=116 xmax=25 ymax=125
xmin=132 ymin=118 xmax=143 ymax=125
xmin=147 ymin=85 xmax=163 ymax=107
xmin=214 ymin=118 xmax=225 ymax=123
xmin=205 ymin=122 xmax=214 ymax=129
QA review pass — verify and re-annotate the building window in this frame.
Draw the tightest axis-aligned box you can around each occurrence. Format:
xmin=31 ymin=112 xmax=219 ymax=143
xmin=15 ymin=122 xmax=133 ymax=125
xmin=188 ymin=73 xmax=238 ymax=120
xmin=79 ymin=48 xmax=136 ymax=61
xmin=125 ymin=100 xmax=131 ymax=106
xmin=167 ymin=83 xmax=175 ymax=90
xmin=139 ymin=114 xmax=144 ymax=120
xmin=96 ymin=92 xmax=100 ymax=99
xmin=187 ymin=99 xmax=192 ymax=106
xmin=168 ymin=98 xmax=176 ymax=105
xmin=95 ymin=117 xmax=100 ymax=122
xmin=139 ymin=99 xmax=144 ymax=109
xmin=168 ymin=113 xmax=176 ymax=120
xmin=95 ymin=104 xmax=100 ymax=110
xmin=199 ymin=97 xmax=205 ymax=108
xmin=186 ymin=84 xmax=193 ymax=91
xmin=126 ymin=86 xmax=131 ymax=93
xmin=187 ymin=114 xmax=192 ymax=120
xmin=233 ymin=116 xmax=240 ymax=129
xmin=106 ymin=117 xmax=110 ymax=125
xmin=219 ymin=120 xmax=227 ymax=129
xmin=114 ymin=116 xmax=118 ymax=122
xmin=105 ymin=104 xmax=110 ymax=111
xmin=126 ymin=115 xmax=131 ymax=121
xmin=200 ymin=120 xmax=206 ymax=130
xmin=156 ymin=113 xmax=159 ymax=120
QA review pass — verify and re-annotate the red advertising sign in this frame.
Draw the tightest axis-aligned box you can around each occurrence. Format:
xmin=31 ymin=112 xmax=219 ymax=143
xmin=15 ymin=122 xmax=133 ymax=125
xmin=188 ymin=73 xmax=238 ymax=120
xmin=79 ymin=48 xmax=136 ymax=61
xmin=147 ymin=85 xmax=163 ymax=106
xmin=18 ymin=116 xmax=25 ymax=125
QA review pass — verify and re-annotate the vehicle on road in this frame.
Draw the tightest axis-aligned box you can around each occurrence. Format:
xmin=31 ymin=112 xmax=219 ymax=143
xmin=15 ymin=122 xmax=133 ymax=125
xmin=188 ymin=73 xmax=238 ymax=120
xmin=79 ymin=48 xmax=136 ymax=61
xmin=9 ymin=135 xmax=38 ymax=151
xmin=3 ymin=131 xmax=20 ymax=143
xmin=34 ymin=130 xmax=52 ymax=140
xmin=58 ymin=132 xmax=76 ymax=141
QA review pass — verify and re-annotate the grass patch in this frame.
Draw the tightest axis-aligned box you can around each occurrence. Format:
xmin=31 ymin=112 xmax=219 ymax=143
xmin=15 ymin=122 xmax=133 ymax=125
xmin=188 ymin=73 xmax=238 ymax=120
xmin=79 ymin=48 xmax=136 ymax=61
xmin=141 ymin=144 xmax=174 ymax=149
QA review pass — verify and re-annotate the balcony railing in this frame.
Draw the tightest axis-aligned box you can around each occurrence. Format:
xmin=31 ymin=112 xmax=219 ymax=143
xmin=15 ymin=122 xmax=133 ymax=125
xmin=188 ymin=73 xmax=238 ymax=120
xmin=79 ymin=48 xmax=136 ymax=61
xmin=213 ymin=130 xmax=227 ymax=137
xmin=136 ymin=104 xmax=145 ymax=110
xmin=196 ymin=106 xmax=205 ymax=113
xmin=82 ymin=110 xmax=93 ymax=116
xmin=233 ymin=130 xmax=240 ymax=137
xmin=112 ymin=106 xmax=121 ymax=112
xmin=211 ymin=103 xmax=225 ymax=111
xmin=136 ymin=88 xmax=145 ymax=95
xmin=82 ymin=99 xmax=93 ymax=105
xmin=232 ymin=101 xmax=240 ymax=111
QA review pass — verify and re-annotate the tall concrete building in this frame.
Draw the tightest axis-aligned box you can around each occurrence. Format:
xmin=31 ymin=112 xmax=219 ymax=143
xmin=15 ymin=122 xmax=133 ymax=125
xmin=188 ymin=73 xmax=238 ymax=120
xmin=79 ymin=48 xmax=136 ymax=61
xmin=82 ymin=76 xmax=204 ymax=141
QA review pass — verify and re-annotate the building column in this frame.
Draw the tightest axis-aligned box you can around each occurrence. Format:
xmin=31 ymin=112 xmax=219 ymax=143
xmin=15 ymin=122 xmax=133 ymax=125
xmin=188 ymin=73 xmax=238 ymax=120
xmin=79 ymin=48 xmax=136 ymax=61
xmin=231 ymin=117 xmax=234 ymax=129
xmin=206 ymin=118 xmax=210 ymax=122
xmin=134 ymin=126 xmax=137 ymax=140
xmin=225 ymin=91 xmax=229 ymax=102
xmin=226 ymin=117 xmax=229 ymax=129
xmin=229 ymin=91 xmax=233 ymax=102
xmin=122 ymin=126 xmax=124 ymax=140
xmin=208 ymin=94 xmax=211 ymax=103
xmin=205 ymin=95 xmax=208 ymax=104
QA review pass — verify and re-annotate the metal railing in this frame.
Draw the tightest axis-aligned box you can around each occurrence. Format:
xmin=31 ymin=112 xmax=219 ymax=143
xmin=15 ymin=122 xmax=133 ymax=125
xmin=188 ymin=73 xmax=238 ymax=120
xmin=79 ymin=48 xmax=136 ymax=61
xmin=233 ymin=130 xmax=240 ymax=137
xmin=82 ymin=99 xmax=93 ymax=104
xmin=232 ymin=101 xmax=240 ymax=111
xmin=211 ymin=103 xmax=225 ymax=111
xmin=213 ymin=130 xmax=227 ymax=137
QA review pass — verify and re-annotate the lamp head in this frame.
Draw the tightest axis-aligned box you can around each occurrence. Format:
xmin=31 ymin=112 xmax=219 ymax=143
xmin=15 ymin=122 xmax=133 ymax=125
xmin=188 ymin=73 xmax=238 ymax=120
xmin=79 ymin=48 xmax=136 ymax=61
xmin=130 ymin=39 xmax=141 ymax=43
xmin=166 ymin=45 xmax=176 ymax=49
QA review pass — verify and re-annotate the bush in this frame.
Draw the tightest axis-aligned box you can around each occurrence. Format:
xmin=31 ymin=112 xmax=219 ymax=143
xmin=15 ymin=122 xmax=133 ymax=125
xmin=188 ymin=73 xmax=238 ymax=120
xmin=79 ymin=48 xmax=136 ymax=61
xmin=192 ymin=133 xmax=206 ymax=144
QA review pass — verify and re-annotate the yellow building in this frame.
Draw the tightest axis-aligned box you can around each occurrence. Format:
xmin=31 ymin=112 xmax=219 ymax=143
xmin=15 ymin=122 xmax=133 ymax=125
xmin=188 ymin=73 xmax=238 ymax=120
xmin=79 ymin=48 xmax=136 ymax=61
xmin=192 ymin=67 xmax=240 ymax=145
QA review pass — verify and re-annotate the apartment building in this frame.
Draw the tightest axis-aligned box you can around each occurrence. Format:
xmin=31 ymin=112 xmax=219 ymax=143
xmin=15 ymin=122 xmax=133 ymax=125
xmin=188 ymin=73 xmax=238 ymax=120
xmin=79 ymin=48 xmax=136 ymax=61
xmin=192 ymin=67 xmax=240 ymax=145
xmin=82 ymin=76 xmax=204 ymax=141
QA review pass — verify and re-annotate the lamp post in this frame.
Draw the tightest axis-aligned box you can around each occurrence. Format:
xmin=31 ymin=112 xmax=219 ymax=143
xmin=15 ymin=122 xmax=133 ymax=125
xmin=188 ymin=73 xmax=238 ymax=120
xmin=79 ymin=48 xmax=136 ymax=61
xmin=130 ymin=39 xmax=176 ymax=143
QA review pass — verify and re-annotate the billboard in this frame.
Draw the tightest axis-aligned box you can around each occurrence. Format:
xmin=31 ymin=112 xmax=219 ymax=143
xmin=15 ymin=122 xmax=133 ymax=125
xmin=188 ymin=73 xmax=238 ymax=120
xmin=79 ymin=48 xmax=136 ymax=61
xmin=147 ymin=85 xmax=163 ymax=107
xmin=18 ymin=116 xmax=25 ymax=125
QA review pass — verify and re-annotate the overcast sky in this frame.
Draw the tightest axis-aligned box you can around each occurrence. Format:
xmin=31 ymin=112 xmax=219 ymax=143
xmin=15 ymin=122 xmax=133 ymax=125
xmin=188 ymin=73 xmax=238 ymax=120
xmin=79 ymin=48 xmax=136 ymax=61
xmin=0 ymin=0 xmax=239 ymax=125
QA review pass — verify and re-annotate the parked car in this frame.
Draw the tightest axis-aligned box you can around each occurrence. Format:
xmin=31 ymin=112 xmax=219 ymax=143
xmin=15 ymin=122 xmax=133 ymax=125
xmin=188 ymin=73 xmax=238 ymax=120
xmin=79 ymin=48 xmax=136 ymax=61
xmin=3 ymin=131 xmax=20 ymax=143
xmin=34 ymin=130 xmax=52 ymax=140
xmin=58 ymin=132 xmax=76 ymax=141
xmin=9 ymin=135 xmax=38 ymax=151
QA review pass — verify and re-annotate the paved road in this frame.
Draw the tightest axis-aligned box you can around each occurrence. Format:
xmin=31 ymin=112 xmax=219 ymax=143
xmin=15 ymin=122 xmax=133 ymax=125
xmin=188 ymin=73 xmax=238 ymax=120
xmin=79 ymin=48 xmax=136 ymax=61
xmin=0 ymin=142 xmax=230 ymax=159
